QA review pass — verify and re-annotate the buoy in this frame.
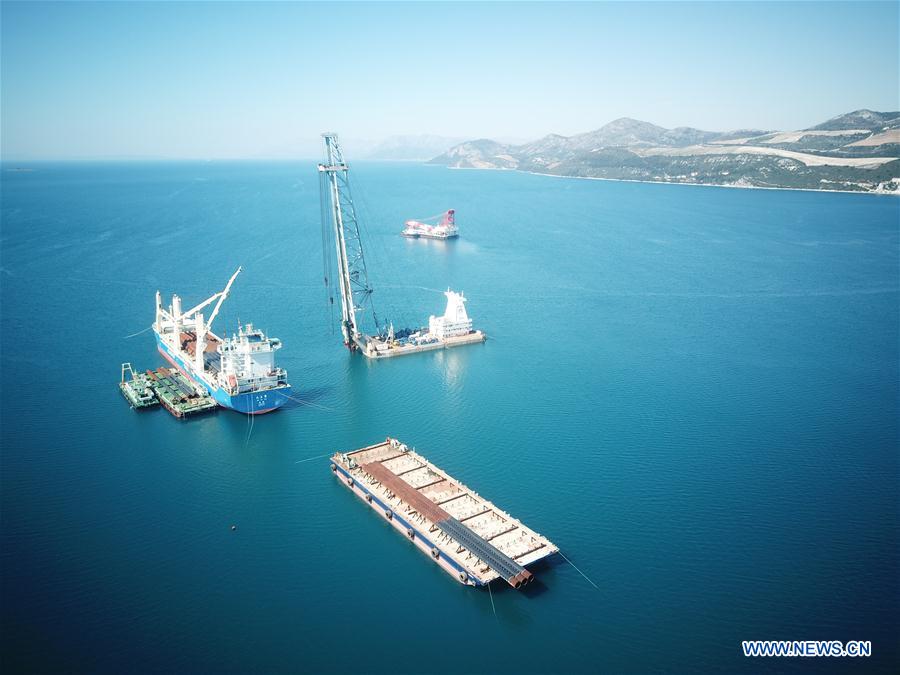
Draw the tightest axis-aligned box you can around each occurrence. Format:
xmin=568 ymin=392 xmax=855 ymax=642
xmin=230 ymin=525 xmax=237 ymax=531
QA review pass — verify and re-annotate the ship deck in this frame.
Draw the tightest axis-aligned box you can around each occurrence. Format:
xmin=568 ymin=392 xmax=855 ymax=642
xmin=178 ymin=331 xmax=222 ymax=374
xmin=331 ymin=439 xmax=558 ymax=588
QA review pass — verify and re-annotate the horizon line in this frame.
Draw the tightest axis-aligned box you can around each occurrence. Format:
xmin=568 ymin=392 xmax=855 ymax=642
xmin=0 ymin=157 xmax=437 ymax=163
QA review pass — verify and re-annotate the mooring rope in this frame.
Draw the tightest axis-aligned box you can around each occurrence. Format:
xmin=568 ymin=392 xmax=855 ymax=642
xmin=280 ymin=390 xmax=334 ymax=412
xmin=245 ymin=396 xmax=255 ymax=447
xmin=558 ymin=551 xmax=599 ymax=590
xmin=293 ymin=452 xmax=334 ymax=465
xmin=379 ymin=284 xmax=445 ymax=295
xmin=488 ymin=580 xmax=497 ymax=617
xmin=122 ymin=325 xmax=153 ymax=339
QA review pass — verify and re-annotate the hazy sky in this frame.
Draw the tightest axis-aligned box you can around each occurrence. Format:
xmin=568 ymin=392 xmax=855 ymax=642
xmin=2 ymin=1 xmax=898 ymax=159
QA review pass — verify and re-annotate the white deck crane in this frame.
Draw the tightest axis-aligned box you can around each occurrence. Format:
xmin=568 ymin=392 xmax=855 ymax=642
xmin=155 ymin=267 xmax=242 ymax=368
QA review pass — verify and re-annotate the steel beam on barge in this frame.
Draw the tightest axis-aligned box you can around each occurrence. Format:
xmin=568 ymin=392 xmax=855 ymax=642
xmin=375 ymin=452 xmax=407 ymax=465
xmin=459 ymin=508 xmax=491 ymax=523
xmin=415 ymin=477 xmax=446 ymax=491
xmin=436 ymin=517 xmax=533 ymax=588
xmin=487 ymin=525 xmax=519 ymax=542
xmin=396 ymin=464 xmax=426 ymax=477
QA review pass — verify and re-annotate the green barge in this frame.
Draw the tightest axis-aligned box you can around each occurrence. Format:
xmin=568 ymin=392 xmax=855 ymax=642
xmin=120 ymin=363 xmax=158 ymax=409
xmin=119 ymin=363 xmax=217 ymax=418
xmin=146 ymin=367 xmax=218 ymax=418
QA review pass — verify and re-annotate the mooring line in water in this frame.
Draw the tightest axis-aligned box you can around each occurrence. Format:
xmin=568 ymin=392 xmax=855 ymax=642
xmin=488 ymin=581 xmax=497 ymax=618
xmin=122 ymin=325 xmax=152 ymax=339
xmin=294 ymin=452 xmax=333 ymax=465
xmin=559 ymin=551 xmax=599 ymax=590
xmin=245 ymin=416 xmax=254 ymax=447
xmin=380 ymin=284 xmax=444 ymax=295
xmin=281 ymin=391 xmax=333 ymax=412
xmin=245 ymin=398 xmax=255 ymax=447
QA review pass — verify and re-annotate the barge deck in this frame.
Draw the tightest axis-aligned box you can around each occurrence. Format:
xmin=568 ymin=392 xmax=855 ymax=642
xmin=145 ymin=367 xmax=218 ymax=418
xmin=364 ymin=330 xmax=486 ymax=359
xmin=331 ymin=438 xmax=558 ymax=588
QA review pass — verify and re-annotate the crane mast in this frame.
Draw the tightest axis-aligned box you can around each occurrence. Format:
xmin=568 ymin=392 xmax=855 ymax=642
xmin=318 ymin=133 xmax=377 ymax=351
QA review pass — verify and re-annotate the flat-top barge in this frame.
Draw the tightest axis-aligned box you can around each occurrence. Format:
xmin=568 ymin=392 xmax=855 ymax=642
xmin=331 ymin=439 xmax=558 ymax=588
xmin=146 ymin=367 xmax=218 ymax=418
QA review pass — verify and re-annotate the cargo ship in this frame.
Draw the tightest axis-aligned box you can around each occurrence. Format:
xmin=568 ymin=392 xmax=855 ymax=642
xmin=401 ymin=209 xmax=459 ymax=239
xmin=153 ymin=267 xmax=291 ymax=414
xmin=331 ymin=438 xmax=558 ymax=587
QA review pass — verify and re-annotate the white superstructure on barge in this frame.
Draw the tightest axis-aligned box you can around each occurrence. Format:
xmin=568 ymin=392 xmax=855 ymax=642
xmin=401 ymin=209 xmax=459 ymax=239
xmin=364 ymin=289 xmax=485 ymax=358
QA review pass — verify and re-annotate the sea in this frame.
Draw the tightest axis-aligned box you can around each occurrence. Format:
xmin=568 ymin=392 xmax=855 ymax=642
xmin=1 ymin=161 xmax=898 ymax=673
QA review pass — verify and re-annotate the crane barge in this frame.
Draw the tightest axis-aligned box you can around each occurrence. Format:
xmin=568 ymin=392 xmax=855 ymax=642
xmin=402 ymin=209 xmax=459 ymax=239
xmin=317 ymin=133 xmax=485 ymax=358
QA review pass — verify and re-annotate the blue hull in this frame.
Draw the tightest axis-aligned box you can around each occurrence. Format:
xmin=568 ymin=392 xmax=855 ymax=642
xmin=155 ymin=334 xmax=290 ymax=414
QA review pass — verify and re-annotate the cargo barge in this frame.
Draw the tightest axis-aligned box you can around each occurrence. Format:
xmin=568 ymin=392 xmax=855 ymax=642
xmin=153 ymin=267 xmax=291 ymax=414
xmin=331 ymin=438 xmax=558 ymax=588
xmin=146 ymin=366 xmax=218 ymax=418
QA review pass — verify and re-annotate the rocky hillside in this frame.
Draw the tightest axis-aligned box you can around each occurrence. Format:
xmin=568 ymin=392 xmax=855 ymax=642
xmin=429 ymin=110 xmax=900 ymax=193
xmin=363 ymin=134 xmax=466 ymax=160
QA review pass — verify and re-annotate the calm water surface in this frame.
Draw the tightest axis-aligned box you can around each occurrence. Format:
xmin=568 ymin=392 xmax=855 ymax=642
xmin=1 ymin=162 xmax=898 ymax=673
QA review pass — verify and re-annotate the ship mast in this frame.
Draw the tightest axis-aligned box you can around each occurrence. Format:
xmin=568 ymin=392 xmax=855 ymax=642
xmin=318 ymin=133 xmax=377 ymax=351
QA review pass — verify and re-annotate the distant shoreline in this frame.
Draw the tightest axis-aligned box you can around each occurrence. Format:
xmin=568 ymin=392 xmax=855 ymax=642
xmin=444 ymin=165 xmax=900 ymax=197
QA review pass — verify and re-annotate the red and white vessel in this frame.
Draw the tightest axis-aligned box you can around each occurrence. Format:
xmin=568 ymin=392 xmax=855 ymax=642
xmin=401 ymin=209 xmax=459 ymax=240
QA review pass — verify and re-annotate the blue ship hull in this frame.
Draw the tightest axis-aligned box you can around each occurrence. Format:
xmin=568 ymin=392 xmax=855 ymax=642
xmin=155 ymin=333 xmax=290 ymax=414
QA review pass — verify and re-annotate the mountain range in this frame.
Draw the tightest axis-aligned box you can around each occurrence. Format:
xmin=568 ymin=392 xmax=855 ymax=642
xmin=428 ymin=110 xmax=900 ymax=193
xmin=359 ymin=134 xmax=468 ymax=161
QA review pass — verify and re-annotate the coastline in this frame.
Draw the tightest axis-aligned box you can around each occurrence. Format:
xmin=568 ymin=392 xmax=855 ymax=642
xmin=443 ymin=165 xmax=900 ymax=197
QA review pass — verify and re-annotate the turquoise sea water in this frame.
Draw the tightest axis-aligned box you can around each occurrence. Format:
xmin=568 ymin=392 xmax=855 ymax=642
xmin=1 ymin=162 xmax=898 ymax=673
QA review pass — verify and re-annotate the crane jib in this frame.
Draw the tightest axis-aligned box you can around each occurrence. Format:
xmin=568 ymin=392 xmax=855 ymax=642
xmin=318 ymin=134 xmax=378 ymax=347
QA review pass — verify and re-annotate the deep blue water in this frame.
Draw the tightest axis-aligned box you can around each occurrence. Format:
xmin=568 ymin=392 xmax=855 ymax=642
xmin=1 ymin=161 xmax=898 ymax=673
